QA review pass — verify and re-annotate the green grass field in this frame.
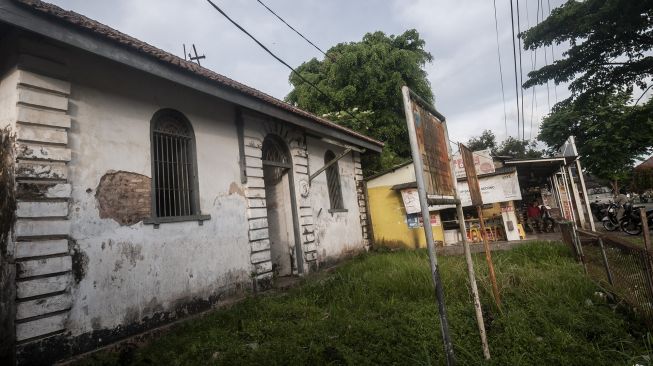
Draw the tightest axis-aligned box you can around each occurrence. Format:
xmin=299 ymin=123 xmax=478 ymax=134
xmin=76 ymin=242 xmax=653 ymax=365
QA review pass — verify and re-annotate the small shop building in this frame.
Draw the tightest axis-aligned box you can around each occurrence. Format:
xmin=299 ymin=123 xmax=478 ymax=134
xmin=366 ymin=151 xmax=524 ymax=249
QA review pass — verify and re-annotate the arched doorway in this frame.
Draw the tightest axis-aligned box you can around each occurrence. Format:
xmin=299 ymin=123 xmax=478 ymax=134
xmin=262 ymin=135 xmax=303 ymax=276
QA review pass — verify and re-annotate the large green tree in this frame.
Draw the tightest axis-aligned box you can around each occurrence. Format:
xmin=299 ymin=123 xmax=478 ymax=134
xmin=538 ymin=91 xmax=653 ymax=192
xmin=521 ymin=0 xmax=653 ymax=99
xmin=285 ymin=30 xmax=434 ymax=175
xmin=522 ymin=0 xmax=653 ymax=190
xmin=465 ymin=130 xmax=542 ymax=159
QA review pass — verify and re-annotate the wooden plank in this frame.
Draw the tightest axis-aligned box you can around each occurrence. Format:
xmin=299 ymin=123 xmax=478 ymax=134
xmin=17 ymin=201 xmax=68 ymax=218
xmin=17 ymin=124 xmax=67 ymax=144
xmin=17 ymin=69 xmax=70 ymax=95
xmin=16 ymin=293 xmax=72 ymax=320
xmin=17 ymin=143 xmax=71 ymax=162
xmin=17 ymin=256 xmax=71 ymax=278
xmin=15 ymin=219 xmax=70 ymax=237
xmin=16 ymin=239 xmax=68 ymax=259
xmin=17 ymin=274 xmax=70 ymax=299
xmin=17 ymin=87 xmax=68 ymax=111
xmin=16 ymin=161 xmax=68 ymax=180
xmin=16 ymin=313 xmax=67 ymax=341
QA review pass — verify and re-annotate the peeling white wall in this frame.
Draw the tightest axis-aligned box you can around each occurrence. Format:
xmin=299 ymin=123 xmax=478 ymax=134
xmin=64 ymin=52 xmax=251 ymax=336
xmin=306 ymin=137 xmax=365 ymax=260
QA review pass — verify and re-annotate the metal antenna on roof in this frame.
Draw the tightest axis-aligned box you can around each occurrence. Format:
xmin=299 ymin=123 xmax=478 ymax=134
xmin=183 ymin=43 xmax=206 ymax=66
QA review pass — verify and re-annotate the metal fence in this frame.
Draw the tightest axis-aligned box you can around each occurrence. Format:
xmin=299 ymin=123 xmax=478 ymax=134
xmin=559 ymin=222 xmax=653 ymax=326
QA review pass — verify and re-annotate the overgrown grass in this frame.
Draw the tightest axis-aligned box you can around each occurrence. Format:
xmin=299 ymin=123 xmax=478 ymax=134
xmin=77 ymin=242 xmax=653 ymax=365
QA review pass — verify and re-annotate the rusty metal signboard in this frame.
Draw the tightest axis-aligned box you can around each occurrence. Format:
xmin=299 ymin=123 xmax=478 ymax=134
xmin=410 ymin=98 xmax=455 ymax=197
xmin=460 ymin=144 xmax=483 ymax=206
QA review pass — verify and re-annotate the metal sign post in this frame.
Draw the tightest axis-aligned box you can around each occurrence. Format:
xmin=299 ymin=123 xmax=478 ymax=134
xmin=401 ymin=86 xmax=456 ymax=365
xmin=460 ymin=144 xmax=501 ymax=310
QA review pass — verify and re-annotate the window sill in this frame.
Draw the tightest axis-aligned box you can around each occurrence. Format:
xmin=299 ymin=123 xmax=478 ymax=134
xmin=144 ymin=214 xmax=211 ymax=228
xmin=328 ymin=208 xmax=348 ymax=214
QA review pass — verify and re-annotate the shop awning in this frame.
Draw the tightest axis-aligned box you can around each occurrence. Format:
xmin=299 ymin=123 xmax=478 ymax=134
xmin=505 ymin=158 xmax=566 ymax=186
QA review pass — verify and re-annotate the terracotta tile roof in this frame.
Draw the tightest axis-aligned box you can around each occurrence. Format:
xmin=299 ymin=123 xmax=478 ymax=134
xmin=14 ymin=0 xmax=383 ymax=148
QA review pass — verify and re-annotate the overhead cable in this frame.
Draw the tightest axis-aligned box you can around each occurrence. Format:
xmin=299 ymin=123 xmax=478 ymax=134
xmin=492 ymin=0 xmax=509 ymax=138
xmin=255 ymin=0 xmax=336 ymax=63
xmin=205 ymin=0 xmax=364 ymax=126
xmin=509 ymin=0 xmax=522 ymax=139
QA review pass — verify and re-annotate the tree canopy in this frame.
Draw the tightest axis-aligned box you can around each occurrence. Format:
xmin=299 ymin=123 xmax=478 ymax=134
xmin=465 ymin=130 xmax=542 ymax=159
xmin=521 ymin=0 xmax=653 ymax=100
xmin=538 ymin=91 xmax=653 ymax=191
xmin=522 ymin=0 xmax=653 ymax=191
xmin=285 ymin=30 xmax=433 ymax=174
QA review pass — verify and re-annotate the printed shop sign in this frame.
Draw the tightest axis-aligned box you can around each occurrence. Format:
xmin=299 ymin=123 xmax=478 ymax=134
xmin=452 ymin=149 xmax=495 ymax=179
xmin=457 ymin=171 xmax=522 ymax=207
xmin=407 ymin=212 xmax=442 ymax=229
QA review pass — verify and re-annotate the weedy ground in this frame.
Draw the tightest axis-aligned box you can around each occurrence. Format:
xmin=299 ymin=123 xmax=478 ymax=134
xmin=75 ymin=242 xmax=653 ymax=365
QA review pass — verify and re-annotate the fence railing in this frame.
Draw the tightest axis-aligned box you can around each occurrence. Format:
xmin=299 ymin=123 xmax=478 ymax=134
xmin=558 ymin=222 xmax=653 ymax=326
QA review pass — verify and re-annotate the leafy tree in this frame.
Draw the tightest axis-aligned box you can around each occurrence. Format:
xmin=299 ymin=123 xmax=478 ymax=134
xmin=286 ymin=30 xmax=434 ymax=175
xmin=538 ymin=91 xmax=653 ymax=192
xmin=521 ymin=0 xmax=653 ymax=100
xmin=466 ymin=130 xmax=497 ymax=151
xmin=465 ymin=130 xmax=542 ymax=159
xmin=495 ymin=137 xmax=543 ymax=159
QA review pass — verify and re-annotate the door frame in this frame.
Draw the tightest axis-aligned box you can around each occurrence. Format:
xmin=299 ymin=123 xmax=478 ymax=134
xmin=262 ymin=134 xmax=304 ymax=275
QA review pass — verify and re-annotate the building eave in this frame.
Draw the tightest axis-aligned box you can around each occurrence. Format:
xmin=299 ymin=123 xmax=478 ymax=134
xmin=0 ymin=0 xmax=383 ymax=152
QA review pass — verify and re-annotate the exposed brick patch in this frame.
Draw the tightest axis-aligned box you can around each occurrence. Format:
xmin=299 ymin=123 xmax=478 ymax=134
xmin=96 ymin=171 xmax=151 ymax=226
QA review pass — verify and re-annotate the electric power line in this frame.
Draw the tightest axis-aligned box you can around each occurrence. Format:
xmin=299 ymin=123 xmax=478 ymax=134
xmin=492 ymin=0 xmax=509 ymax=138
xmin=255 ymin=0 xmax=336 ymax=63
xmin=509 ymin=0 xmax=522 ymax=139
xmin=515 ymin=0 xmax=526 ymax=141
xmin=205 ymin=0 xmax=364 ymax=127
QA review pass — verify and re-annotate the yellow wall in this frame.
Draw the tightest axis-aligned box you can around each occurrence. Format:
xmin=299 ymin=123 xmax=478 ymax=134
xmin=367 ymin=186 xmax=444 ymax=249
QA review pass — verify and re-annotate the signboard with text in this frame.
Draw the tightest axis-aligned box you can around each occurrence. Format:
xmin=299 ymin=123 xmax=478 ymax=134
xmin=460 ymin=144 xmax=483 ymax=206
xmin=411 ymin=102 xmax=455 ymax=197
xmin=452 ymin=149 xmax=495 ymax=178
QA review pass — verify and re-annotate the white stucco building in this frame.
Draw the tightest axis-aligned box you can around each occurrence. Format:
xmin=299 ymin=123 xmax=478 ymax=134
xmin=0 ymin=1 xmax=382 ymax=364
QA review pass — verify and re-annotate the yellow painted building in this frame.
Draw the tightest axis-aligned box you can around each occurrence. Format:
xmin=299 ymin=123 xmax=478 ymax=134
xmin=366 ymin=162 xmax=444 ymax=249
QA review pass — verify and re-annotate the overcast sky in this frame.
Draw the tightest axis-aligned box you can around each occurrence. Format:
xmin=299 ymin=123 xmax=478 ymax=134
xmin=49 ymin=0 xmax=570 ymax=145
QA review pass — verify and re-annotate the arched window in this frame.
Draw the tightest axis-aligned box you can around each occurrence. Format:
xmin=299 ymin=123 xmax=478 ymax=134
xmin=325 ymin=150 xmax=344 ymax=210
xmin=150 ymin=109 xmax=199 ymax=218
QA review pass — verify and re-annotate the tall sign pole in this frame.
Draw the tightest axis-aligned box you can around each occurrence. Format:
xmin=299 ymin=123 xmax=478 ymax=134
xmin=446 ymin=132 xmax=491 ymax=360
xmin=401 ymin=86 xmax=456 ymax=365
xmin=460 ymin=144 xmax=501 ymax=310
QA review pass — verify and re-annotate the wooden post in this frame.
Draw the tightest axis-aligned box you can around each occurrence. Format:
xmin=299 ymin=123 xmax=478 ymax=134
xmin=477 ymin=206 xmax=502 ymax=309
xmin=641 ymin=207 xmax=651 ymax=252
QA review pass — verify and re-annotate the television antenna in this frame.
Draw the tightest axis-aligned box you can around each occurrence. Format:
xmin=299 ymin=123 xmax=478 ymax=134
xmin=183 ymin=44 xmax=206 ymax=66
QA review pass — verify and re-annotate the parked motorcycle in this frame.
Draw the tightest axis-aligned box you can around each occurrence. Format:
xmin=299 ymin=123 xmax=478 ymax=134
xmin=600 ymin=202 xmax=620 ymax=231
xmin=619 ymin=203 xmax=653 ymax=236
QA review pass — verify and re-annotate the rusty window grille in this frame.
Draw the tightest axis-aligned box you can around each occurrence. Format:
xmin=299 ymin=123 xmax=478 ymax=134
xmin=325 ymin=150 xmax=343 ymax=210
xmin=262 ymin=135 xmax=291 ymax=185
xmin=151 ymin=111 xmax=197 ymax=218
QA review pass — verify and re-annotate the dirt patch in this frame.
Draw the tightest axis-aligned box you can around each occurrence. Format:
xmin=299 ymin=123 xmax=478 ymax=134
xmin=96 ymin=171 xmax=151 ymax=225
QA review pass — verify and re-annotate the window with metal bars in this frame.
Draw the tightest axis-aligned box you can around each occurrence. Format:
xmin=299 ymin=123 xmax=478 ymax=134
xmin=150 ymin=109 xmax=199 ymax=219
xmin=325 ymin=150 xmax=344 ymax=210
